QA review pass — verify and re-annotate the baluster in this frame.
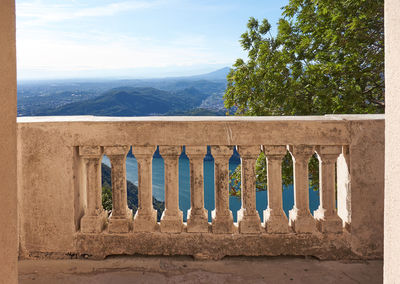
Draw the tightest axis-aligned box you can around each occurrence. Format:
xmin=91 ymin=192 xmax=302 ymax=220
xmin=186 ymin=146 xmax=209 ymax=232
xmin=132 ymin=146 xmax=157 ymax=232
xmin=104 ymin=146 xmax=132 ymax=233
xmin=263 ymin=145 xmax=290 ymax=233
xmin=237 ymin=146 xmax=262 ymax=233
xmin=314 ymin=146 xmax=343 ymax=233
xmin=288 ymin=145 xmax=317 ymax=233
xmin=211 ymin=146 xmax=234 ymax=234
xmin=159 ymin=146 xmax=183 ymax=233
xmin=79 ymin=146 xmax=107 ymax=233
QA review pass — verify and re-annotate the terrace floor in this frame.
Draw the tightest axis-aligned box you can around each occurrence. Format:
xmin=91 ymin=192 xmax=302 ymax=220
xmin=18 ymin=256 xmax=382 ymax=284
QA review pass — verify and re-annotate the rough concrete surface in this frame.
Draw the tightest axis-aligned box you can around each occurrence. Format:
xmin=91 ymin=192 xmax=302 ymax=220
xmin=18 ymin=256 xmax=382 ymax=284
xmin=75 ymin=231 xmax=355 ymax=261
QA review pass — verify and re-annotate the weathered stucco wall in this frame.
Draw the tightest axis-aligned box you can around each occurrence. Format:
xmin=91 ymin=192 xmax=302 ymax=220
xmin=385 ymin=0 xmax=400 ymax=282
xmin=17 ymin=126 xmax=78 ymax=255
xmin=348 ymin=119 xmax=385 ymax=257
xmin=17 ymin=115 xmax=384 ymax=260
xmin=0 ymin=0 xmax=18 ymax=283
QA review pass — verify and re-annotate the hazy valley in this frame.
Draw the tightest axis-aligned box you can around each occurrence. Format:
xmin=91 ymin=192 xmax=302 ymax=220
xmin=17 ymin=67 xmax=230 ymax=117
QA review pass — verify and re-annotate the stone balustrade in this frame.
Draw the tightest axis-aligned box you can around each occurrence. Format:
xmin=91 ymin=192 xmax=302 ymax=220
xmin=16 ymin=115 xmax=384 ymax=260
xmin=75 ymin=144 xmax=347 ymax=235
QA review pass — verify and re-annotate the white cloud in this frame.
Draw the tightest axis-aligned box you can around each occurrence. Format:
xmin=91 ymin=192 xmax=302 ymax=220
xmin=16 ymin=29 xmax=234 ymax=74
xmin=74 ymin=2 xmax=157 ymax=18
xmin=16 ymin=0 xmax=163 ymax=26
xmin=15 ymin=0 xmax=244 ymax=78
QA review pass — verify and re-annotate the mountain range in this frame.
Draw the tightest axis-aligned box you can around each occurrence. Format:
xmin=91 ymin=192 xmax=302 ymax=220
xmin=35 ymin=87 xmax=210 ymax=116
xmin=18 ymin=67 xmax=230 ymax=116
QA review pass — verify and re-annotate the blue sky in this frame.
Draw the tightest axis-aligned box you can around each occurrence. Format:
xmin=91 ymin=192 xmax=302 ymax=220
xmin=16 ymin=0 xmax=288 ymax=79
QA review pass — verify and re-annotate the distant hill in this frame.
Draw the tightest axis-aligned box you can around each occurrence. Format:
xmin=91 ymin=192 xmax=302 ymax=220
xmin=112 ymin=79 xmax=226 ymax=94
xmin=101 ymin=163 xmax=164 ymax=220
xmin=34 ymin=86 xmax=209 ymax=116
xmin=18 ymin=67 xmax=231 ymax=116
xmin=185 ymin=67 xmax=230 ymax=81
xmin=166 ymin=108 xmax=226 ymax=116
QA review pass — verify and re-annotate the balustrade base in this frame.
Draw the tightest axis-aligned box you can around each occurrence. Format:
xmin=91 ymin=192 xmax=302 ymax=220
xmin=80 ymin=211 xmax=108 ymax=233
xmin=134 ymin=210 xmax=158 ymax=232
xmin=160 ymin=211 xmax=184 ymax=233
xmin=187 ymin=209 xmax=209 ymax=233
xmin=75 ymin=231 xmax=358 ymax=261
xmin=237 ymin=209 xmax=262 ymax=234
xmin=108 ymin=211 xmax=133 ymax=233
xmin=211 ymin=210 xmax=234 ymax=234
xmin=264 ymin=209 xmax=290 ymax=233
xmin=289 ymin=208 xmax=317 ymax=233
xmin=314 ymin=208 xmax=343 ymax=233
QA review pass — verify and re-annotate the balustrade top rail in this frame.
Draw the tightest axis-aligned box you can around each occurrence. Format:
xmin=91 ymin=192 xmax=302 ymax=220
xmin=17 ymin=114 xmax=384 ymax=147
xmin=17 ymin=114 xmax=384 ymax=122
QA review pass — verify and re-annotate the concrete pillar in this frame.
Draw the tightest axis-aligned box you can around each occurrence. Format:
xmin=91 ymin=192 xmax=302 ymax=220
xmin=314 ymin=146 xmax=343 ymax=233
xmin=237 ymin=146 xmax=262 ymax=234
xmin=348 ymin=119 xmax=384 ymax=256
xmin=263 ymin=146 xmax=290 ymax=233
xmin=132 ymin=146 xmax=157 ymax=232
xmin=288 ymin=145 xmax=317 ymax=233
xmin=159 ymin=146 xmax=183 ymax=233
xmin=186 ymin=146 xmax=208 ymax=233
xmin=385 ymin=0 xmax=400 ymax=281
xmin=79 ymin=146 xmax=107 ymax=233
xmin=104 ymin=146 xmax=132 ymax=233
xmin=211 ymin=146 xmax=234 ymax=234
xmin=0 ymin=0 xmax=17 ymax=282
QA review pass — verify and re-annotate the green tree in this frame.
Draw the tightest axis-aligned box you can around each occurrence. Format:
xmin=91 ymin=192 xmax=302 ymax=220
xmin=226 ymin=0 xmax=384 ymax=192
xmin=102 ymin=184 xmax=113 ymax=211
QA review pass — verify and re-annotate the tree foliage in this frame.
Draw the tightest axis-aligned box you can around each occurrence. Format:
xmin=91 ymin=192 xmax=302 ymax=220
xmin=102 ymin=184 xmax=113 ymax=211
xmin=224 ymin=0 xmax=384 ymax=115
xmin=226 ymin=0 xmax=384 ymax=193
xmin=230 ymin=151 xmax=319 ymax=195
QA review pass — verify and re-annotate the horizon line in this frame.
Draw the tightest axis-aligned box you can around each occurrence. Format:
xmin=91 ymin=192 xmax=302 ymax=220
xmin=17 ymin=66 xmax=232 ymax=82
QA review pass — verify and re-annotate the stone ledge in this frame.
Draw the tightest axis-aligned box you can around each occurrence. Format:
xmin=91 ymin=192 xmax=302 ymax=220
xmin=17 ymin=114 xmax=384 ymax=123
xmin=73 ymin=232 xmax=359 ymax=261
xmin=19 ymin=230 xmax=384 ymax=261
